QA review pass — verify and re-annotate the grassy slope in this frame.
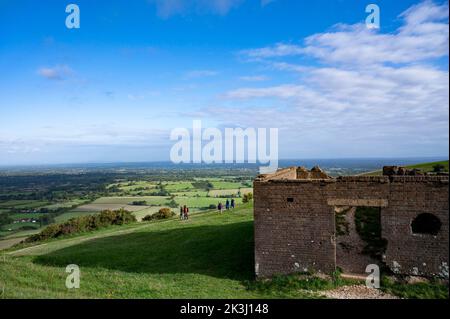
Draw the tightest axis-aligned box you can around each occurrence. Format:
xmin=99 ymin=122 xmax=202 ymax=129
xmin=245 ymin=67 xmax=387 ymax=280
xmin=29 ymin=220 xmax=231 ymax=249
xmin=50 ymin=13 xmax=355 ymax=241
xmin=0 ymin=204 xmax=320 ymax=299
xmin=1 ymin=203 xmax=447 ymax=299
xmin=362 ymin=160 xmax=449 ymax=176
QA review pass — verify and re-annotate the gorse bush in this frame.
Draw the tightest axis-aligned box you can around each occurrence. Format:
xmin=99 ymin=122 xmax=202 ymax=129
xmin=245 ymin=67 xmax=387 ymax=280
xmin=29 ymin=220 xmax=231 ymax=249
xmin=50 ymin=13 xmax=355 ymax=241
xmin=142 ymin=208 xmax=175 ymax=221
xmin=242 ymin=192 xmax=253 ymax=203
xmin=25 ymin=209 xmax=136 ymax=243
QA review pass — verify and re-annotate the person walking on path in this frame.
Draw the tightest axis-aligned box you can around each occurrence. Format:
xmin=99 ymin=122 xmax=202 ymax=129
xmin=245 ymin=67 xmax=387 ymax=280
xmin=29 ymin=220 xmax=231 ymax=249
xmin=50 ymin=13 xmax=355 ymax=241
xmin=231 ymin=198 xmax=235 ymax=210
xmin=185 ymin=207 xmax=189 ymax=220
xmin=180 ymin=206 xmax=184 ymax=220
xmin=218 ymin=202 xmax=223 ymax=213
xmin=226 ymin=199 xmax=230 ymax=210
xmin=183 ymin=205 xmax=187 ymax=220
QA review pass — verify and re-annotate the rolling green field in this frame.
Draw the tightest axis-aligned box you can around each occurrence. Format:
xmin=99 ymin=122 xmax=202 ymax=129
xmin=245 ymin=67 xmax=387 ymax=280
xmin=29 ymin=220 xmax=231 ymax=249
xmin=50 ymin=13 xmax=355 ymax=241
xmin=0 ymin=200 xmax=49 ymax=209
xmin=44 ymin=199 xmax=89 ymax=210
xmin=0 ymin=174 xmax=254 ymax=242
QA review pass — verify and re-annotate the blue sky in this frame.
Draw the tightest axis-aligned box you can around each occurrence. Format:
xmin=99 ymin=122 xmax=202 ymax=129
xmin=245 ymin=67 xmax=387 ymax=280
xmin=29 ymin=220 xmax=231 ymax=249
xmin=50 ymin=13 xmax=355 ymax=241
xmin=0 ymin=0 xmax=448 ymax=165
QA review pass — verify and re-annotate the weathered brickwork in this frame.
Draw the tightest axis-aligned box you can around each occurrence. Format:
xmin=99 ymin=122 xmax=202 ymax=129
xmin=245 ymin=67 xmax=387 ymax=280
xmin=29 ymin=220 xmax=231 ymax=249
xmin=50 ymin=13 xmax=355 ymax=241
xmin=253 ymin=167 xmax=449 ymax=278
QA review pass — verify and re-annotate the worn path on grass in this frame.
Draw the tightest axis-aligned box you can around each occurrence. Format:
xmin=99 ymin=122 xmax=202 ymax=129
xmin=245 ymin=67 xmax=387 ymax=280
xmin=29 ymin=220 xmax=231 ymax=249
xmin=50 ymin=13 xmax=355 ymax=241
xmin=4 ymin=213 xmax=207 ymax=257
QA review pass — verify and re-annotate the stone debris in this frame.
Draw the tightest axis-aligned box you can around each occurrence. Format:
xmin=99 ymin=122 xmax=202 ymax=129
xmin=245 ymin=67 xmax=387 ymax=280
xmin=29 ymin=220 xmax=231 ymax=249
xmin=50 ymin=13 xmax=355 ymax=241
xmin=320 ymin=285 xmax=399 ymax=299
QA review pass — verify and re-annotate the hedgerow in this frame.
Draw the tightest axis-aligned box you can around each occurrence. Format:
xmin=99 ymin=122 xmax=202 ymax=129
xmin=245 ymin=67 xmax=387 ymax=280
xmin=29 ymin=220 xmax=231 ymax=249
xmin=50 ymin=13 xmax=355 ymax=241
xmin=25 ymin=209 xmax=136 ymax=242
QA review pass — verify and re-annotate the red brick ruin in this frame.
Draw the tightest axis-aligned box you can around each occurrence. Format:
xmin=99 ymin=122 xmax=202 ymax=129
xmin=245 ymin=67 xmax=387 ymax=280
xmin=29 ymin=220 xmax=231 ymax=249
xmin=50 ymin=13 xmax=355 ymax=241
xmin=253 ymin=166 xmax=449 ymax=278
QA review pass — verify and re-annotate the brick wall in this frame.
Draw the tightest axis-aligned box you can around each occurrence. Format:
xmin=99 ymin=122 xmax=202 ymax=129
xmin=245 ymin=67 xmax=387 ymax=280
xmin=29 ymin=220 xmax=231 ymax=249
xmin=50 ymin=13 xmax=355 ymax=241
xmin=253 ymin=173 xmax=449 ymax=278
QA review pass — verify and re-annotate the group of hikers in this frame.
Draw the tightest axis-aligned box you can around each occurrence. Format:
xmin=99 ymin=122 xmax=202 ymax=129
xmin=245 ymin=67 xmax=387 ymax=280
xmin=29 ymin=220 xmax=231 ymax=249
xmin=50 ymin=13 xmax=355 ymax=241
xmin=217 ymin=198 xmax=235 ymax=213
xmin=179 ymin=205 xmax=190 ymax=220
xmin=179 ymin=198 xmax=236 ymax=220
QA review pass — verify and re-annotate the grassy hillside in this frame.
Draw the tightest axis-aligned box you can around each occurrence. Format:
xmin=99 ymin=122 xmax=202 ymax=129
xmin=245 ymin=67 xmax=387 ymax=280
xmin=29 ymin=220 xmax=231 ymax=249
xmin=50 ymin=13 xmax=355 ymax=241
xmin=0 ymin=204 xmax=319 ymax=298
xmin=406 ymin=160 xmax=449 ymax=172
xmin=1 ymin=203 xmax=447 ymax=299
xmin=362 ymin=160 xmax=449 ymax=176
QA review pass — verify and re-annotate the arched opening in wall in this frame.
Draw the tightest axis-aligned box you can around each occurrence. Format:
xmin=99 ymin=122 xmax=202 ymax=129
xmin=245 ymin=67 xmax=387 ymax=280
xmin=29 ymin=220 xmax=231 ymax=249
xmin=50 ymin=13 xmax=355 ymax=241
xmin=411 ymin=213 xmax=441 ymax=235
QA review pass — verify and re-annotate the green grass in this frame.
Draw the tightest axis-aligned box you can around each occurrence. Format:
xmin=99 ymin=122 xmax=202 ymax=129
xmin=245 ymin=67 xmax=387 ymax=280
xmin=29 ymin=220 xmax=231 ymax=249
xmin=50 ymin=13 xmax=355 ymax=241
xmin=208 ymin=188 xmax=253 ymax=197
xmin=163 ymin=182 xmax=195 ymax=192
xmin=172 ymin=190 xmax=209 ymax=197
xmin=406 ymin=160 xmax=449 ymax=172
xmin=54 ymin=211 xmax=99 ymax=223
xmin=362 ymin=160 xmax=449 ymax=176
xmin=131 ymin=206 xmax=164 ymax=221
xmin=0 ymin=221 xmax=40 ymax=238
xmin=382 ymin=277 xmax=449 ymax=299
xmin=9 ymin=212 xmax=47 ymax=220
xmin=0 ymin=204 xmax=316 ymax=298
xmin=44 ymin=199 xmax=89 ymax=210
xmin=0 ymin=203 xmax=447 ymax=299
xmin=92 ymin=196 xmax=170 ymax=206
xmin=210 ymin=181 xmax=245 ymax=189
xmin=1 ymin=222 xmax=39 ymax=231
xmin=0 ymin=200 xmax=50 ymax=209
xmin=0 ymin=204 xmax=308 ymax=298
xmin=174 ymin=196 xmax=243 ymax=208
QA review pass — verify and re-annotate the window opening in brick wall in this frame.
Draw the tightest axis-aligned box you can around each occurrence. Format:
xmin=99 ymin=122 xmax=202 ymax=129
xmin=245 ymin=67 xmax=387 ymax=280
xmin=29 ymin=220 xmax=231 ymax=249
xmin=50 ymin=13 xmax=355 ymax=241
xmin=411 ymin=213 xmax=441 ymax=235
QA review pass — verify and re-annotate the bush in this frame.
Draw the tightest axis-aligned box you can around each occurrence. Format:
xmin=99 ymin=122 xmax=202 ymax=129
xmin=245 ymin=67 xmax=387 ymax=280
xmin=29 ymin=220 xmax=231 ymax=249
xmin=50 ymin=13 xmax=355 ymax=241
xmin=142 ymin=208 xmax=175 ymax=221
xmin=142 ymin=215 xmax=153 ymax=222
xmin=433 ymin=164 xmax=446 ymax=173
xmin=242 ymin=192 xmax=253 ymax=203
xmin=25 ymin=209 xmax=136 ymax=243
xmin=131 ymin=200 xmax=147 ymax=206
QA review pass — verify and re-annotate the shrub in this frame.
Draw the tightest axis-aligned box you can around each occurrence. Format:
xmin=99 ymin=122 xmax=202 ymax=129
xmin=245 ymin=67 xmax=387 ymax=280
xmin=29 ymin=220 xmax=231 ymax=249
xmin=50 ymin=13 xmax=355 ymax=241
xmin=142 ymin=208 xmax=175 ymax=221
xmin=131 ymin=200 xmax=147 ymax=206
xmin=25 ymin=209 xmax=136 ymax=243
xmin=242 ymin=192 xmax=253 ymax=203
xmin=433 ymin=164 xmax=445 ymax=173
xmin=142 ymin=215 xmax=153 ymax=222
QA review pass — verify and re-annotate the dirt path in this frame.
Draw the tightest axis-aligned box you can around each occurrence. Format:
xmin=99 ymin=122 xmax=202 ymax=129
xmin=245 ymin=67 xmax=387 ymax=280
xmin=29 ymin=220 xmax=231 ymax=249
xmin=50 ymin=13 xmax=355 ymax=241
xmin=0 ymin=237 xmax=28 ymax=250
xmin=321 ymin=285 xmax=399 ymax=299
xmin=5 ymin=217 xmax=182 ymax=256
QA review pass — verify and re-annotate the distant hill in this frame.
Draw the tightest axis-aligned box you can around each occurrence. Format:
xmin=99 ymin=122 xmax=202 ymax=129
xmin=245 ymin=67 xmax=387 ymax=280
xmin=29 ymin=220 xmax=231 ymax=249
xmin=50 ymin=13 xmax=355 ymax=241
xmin=362 ymin=160 xmax=449 ymax=176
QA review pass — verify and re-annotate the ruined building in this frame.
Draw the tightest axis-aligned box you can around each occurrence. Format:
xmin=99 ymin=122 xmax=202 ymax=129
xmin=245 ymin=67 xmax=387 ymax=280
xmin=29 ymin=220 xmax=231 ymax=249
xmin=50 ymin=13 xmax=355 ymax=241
xmin=253 ymin=166 xmax=449 ymax=278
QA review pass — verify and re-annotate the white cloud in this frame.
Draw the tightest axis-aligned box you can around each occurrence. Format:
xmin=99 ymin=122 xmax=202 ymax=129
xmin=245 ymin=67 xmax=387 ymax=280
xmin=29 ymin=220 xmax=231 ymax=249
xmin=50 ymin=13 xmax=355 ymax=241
xmin=185 ymin=69 xmax=219 ymax=78
xmin=239 ymin=75 xmax=269 ymax=81
xmin=37 ymin=65 xmax=73 ymax=81
xmin=241 ymin=1 xmax=449 ymax=65
xmin=216 ymin=1 xmax=449 ymax=157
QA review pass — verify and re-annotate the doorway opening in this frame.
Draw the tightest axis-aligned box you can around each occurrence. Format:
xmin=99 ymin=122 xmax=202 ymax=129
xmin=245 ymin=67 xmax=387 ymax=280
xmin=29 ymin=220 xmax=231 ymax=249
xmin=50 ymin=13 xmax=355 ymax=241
xmin=334 ymin=206 xmax=387 ymax=274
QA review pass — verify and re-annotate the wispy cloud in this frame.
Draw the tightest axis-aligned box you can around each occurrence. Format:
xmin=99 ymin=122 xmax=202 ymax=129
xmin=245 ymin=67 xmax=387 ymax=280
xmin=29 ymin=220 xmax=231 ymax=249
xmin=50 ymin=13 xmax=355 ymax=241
xmin=185 ymin=69 xmax=219 ymax=79
xmin=211 ymin=1 xmax=449 ymax=157
xmin=240 ymin=1 xmax=449 ymax=65
xmin=261 ymin=0 xmax=276 ymax=7
xmin=239 ymin=75 xmax=269 ymax=81
xmin=149 ymin=0 xmax=244 ymax=18
xmin=37 ymin=65 xmax=73 ymax=81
